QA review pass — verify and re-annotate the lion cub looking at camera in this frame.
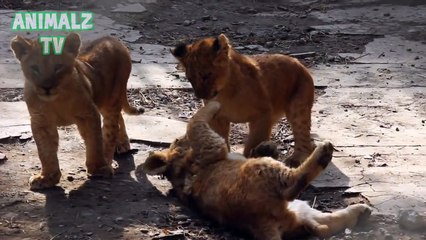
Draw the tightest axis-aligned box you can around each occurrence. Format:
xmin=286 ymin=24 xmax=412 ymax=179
xmin=11 ymin=33 xmax=143 ymax=190
xmin=143 ymin=101 xmax=371 ymax=240
xmin=172 ymin=34 xmax=315 ymax=167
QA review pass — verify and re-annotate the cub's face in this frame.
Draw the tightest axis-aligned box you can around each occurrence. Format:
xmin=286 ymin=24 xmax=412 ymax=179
xmin=10 ymin=33 xmax=81 ymax=101
xmin=143 ymin=136 xmax=193 ymax=194
xmin=171 ymin=34 xmax=232 ymax=99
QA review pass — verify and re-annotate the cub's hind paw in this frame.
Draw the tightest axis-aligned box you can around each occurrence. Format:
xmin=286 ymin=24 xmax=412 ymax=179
xmin=29 ymin=172 xmax=61 ymax=190
xmin=251 ymin=141 xmax=279 ymax=159
xmin=352 ymin=204 xmax=372 ymax=224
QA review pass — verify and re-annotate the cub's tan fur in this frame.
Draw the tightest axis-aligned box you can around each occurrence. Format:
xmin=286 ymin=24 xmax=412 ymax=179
xmin=11 ymin=33 xmax=143 ymax=190
xmin=172 ymin=34 xmax=315 ymax=166
xmin=143 ymin=102 xmax=371 ymax=240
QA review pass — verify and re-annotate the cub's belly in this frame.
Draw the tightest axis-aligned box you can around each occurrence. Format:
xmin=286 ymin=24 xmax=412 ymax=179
xmin=217 ymin=101 xmax=272 ymax=123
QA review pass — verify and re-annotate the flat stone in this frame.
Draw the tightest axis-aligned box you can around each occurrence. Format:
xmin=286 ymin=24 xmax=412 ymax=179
xmin=124 ymin=115 xmax=186 ymax=145
xmin=309 ymin=24 xmax=372 ymax=35
xmin=0 ymin=102 xmax=185 ymax=146
xmin=0 ymin=102 xmax=31 ymax=139
xmin=111 ymin=3 xmax=147 ymax=13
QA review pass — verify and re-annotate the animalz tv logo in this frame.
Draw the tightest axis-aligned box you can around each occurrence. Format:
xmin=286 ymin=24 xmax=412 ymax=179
xmin=12 ymin=11 xmax=94 ymax=55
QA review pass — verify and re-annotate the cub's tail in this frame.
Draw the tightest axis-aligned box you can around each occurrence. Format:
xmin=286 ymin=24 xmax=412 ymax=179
xmin=122 ymin=93 xmax=144 ymax=115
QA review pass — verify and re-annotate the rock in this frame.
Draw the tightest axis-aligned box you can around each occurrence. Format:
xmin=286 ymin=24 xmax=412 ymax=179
xmin=174 ymin=214 xmax=188 ymax=221
xmin=398 ymin=209 xmax=426 ymax=231
xmin=0 ymin=153 xmax=7 ymax=161
xmin=183 ymin=20 xmax=191 ymax=26
xmin=112 ymin=3 xmax=147 ymax=13
xmin=244 ymin=45 xmax=269 ymax=52
xmin=115 ymin=217 xmax=124 ymax=223
xmin=385 ymin=234 xmax=394 ymax=240
xmin=201 ymin=15 xmax=211 ymax=21
xmin=265 ymin=41 xmax=274 ymax=48
xmin=19 ymin=134 xmax=32 ymax=141
xmin=345 ymin=228 xmax=352 ymax=235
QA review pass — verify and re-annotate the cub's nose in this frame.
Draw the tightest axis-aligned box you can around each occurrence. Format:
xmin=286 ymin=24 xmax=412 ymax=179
xmin=42 ymin=86 xmax=52 ymax=95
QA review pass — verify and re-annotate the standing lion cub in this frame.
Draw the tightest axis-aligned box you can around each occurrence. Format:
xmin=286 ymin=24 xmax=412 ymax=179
xmin=172 ymin=34 xmax=315 ymax=167
xmin=11 ymin=33 xmax=143 ymax=190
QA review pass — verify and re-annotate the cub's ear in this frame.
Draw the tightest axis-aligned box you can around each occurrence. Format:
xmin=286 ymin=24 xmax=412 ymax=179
xmin=63 ymin=32 xmax=81 ymax=56
xmin=171 ymin=43 xmax=188 ymax=59
xmin=143 ymin=152 xmax=169 ymax=175
xmin=212 ymin=34 xmax=230 ymax=55
xmin=10 ymin=36 xmax=32 ymax=61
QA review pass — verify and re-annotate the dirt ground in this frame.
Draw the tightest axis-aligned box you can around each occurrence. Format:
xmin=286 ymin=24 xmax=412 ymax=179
xmin=1 ymin=0 xmax=426 ymax=239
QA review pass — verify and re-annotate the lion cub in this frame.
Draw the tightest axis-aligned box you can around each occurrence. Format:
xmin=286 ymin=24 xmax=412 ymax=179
xmin=143 ymin=102 xmax=371 ymax=240
xmin=172 ymin=34 xmax=315 ymax=166
xmin=11 ymin=33 xmax=143 ymax=190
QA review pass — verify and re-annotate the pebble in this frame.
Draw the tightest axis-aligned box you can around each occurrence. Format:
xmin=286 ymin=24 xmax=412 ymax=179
xmin=115 ymin=217 xmax=124 ymax=223
xmin=385 ymin=234 xmax=394 ymax=240
xmin=244 ymin=45 xmax=269 ymax=52
xmin=19 ymin=134 xmax=32 ymax=141
xmin=183 ymin=20 xmax=195 ymax=26
xmin=201 ymin=15 xmax=211 ymax=21
xmin=345 ymin=228 xmax=352 ymax=235
xmin=183 ymin=20 xmax=191 ymax=26
xmin=174 ymin=214 xmax=188 ymax=221
xmin=0 ymin=153 xmax=7 ymax=161
xmin=398 ymin=209 xmax=426 ymax=231
xmin=265 ymin=41 xmax=274 ymax=48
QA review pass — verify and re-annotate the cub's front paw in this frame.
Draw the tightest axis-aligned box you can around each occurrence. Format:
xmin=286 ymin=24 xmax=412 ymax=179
xmin=116 ymin=139 xmax=131 ymax=154
xmin=88 ymin=165 xmax=114 ymax=179
xmin=29 ymin=171 xmax=61 ymax=190
xmin=316 ymin=140 xmax=334 ymax=169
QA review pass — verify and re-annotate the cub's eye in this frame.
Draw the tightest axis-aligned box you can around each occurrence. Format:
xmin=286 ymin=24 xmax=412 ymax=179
xmin=202 ymin=73 xmax=212 ymax=81
xmin=30 ymin=65 xmax=40 ymax=74
xmin=54 ymin=64 xmax=64 ymax=73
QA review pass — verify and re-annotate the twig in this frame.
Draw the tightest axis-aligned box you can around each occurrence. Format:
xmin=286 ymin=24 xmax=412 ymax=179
xmin=352 ymin=53 xmax=370 ymax=61
xmin=50 ymin=230 xmax=67 ymax=240
xmin=312 ymin=196 xmax=317 ymax=208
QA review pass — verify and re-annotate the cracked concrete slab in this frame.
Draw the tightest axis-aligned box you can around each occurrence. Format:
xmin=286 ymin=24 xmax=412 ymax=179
xmin=310 ymin=34 xmax=426 ymax=214
xmin=0 ymin=102 xmax=186 ymax=145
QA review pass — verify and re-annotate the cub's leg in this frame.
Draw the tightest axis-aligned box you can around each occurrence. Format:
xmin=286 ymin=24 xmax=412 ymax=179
xmin=29 ymin=119 xmax=61 ymax=190
xmin=283 ymin=141 xmax=334 ymax=200
xmin=187 ymin=101 xmax=228 ymax=165
xmin=285 ymin=98 xmax=315 ymax=168
xmin=76 ymin=110 xmax=113 ymax=177
xmin=100 ymin=109 xmax=121 ymax=166
xmin=309 ymin=204 xmax=372 ymax=238
xmin=288 ymin=200 xmax=371 ymax=238
xmin=208 ymin=115 xmax=230 ymax=150
xmin=116 ymin=113 xmax=131 ymax=154
xmin=244 ymin=116 xmax=274 ymax=157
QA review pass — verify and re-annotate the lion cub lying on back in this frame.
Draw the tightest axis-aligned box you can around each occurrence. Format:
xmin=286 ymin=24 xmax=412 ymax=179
xmin=11 ymin=33 xmax=143 ymax=190
xmin=143 ymin=101 xmax=371 ymax=239
xmin=172 ymin=34 xmax=315 ymax=167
